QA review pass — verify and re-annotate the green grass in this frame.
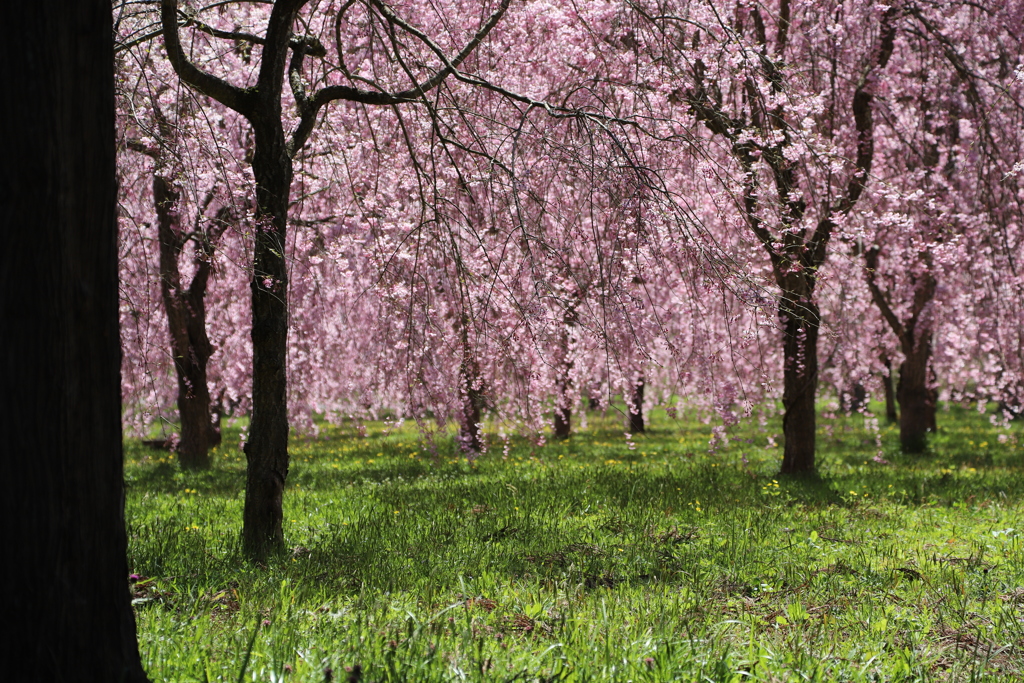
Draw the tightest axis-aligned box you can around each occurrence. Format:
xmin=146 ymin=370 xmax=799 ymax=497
xmin=125 ymin=404 xmax=1024 ymax=681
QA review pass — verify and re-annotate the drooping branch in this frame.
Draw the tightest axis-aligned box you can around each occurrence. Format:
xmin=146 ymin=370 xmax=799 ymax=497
xmin=806 ymin=6 xmax=898 ymax=270
xmin=367 ymin=0 xmax=511 ymax=90
xmin=288 ymin=0 xmax=512 ymax=153
xmin=188 ymin=204 xmax=234 ymax=303
xmin=734 ymin=143 xmax=784 ymax=272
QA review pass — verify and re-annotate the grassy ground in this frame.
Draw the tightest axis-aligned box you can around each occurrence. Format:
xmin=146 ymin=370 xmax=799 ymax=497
xmin=125 ymin=404 xmax=1024 ymax=681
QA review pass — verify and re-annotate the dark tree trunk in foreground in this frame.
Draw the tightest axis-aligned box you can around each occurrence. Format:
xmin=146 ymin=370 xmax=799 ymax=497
xmin=779 ymin=299 xmax=819 ymax=473
xmin=242 ymin=121 xmax=293 ymax=559
xmin=628 ymin=377 xmax=646 ymax=434
xmin=0 ymin=1 xmax=148 ymax=679
xmin=153 ymin=175 xmax=226 ymax=469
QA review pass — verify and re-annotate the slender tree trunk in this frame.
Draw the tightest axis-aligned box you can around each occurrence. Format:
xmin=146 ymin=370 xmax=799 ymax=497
xmin=553 ymin=304 xmax=577 ymax=439
xmin=242 ymin=124 xmax=293 ymax=560
xmin=926 ymin=383 xmax=938 ymax=433
xmin=455 ymin=311 xmax=486 ymax=453
xmin=182 ymin=214 xmax=226 ymax=454
xmin=153 ymin=175 xmax=222 ymax=469
xmin=865 ymin=245 xmax=937 ymax=452
xmin=881 ymin=354 xmax=898 ymax=424
xmin=2 ymin=1 xmax=148 ymax=677
xmin=155 ymin=0 xmax=515 ymax=561
xmin=458 ymin=383 xmax=484 ymax=452
xmin=779 ymin=298 xmax=819 ymax=474
xmin=553 ymin=399 xmax=572 ymax=439
xmin=158 ymin=0 xmax=302 ymax=560
xmin=552 ymin=359 xmax=573 ymax=441
xmin=628 ymin=377 xmax=646 ymax=434
xmin=189 ymin=264 xmax=225 ymax=454
xmin=897 ymin=332 xmax=934 ymax=453
xmin=458 ymin=357 xmax=486 ymax=453
xmin=842 ymin=383 xmax=867 ymax=414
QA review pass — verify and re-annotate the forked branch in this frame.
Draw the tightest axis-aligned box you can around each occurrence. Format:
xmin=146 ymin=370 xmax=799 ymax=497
xmin=160 ymin=0 xmax=258 ymax=117
xmin=288 ymin=0 xmax=512 ymax=153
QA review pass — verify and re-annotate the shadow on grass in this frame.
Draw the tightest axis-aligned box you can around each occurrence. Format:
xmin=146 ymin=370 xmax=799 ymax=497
xmin=775 ymin=471 xmax=847 ymax=507
xmin=125 ymin=460 xmax=246 ymax=496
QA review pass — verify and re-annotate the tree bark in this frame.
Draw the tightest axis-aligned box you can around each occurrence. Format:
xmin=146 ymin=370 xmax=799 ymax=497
xmin=458 ymin=354 xmax=486 ymax=453
xmin=153 ymin=176 xmax=224 ymax=469
xmin=865 ymin=247 xmax=937 ymax=453
xmin=155 ymin=0 xmax=521 ymax=558
xmin=553 ymin=401 xmax=572 ymax=439
xmin=779 ymin=298 xmax=819 ymax=474
xmin=628 ymin=377 xmax=646 ymax=434
xmin=242 ymin=122 xmax=293 ymax=560
xmin=682 ymin=6 xmax=894 ymax=475
xmin=160 ymin=0 xmax=300 ymax=560
xmin=881 ymin=354 xmax=898 ymax=424
xmin=458 ymin=385 xmax=485 ymax=452
xmin=841 ymin=383 xmax=867 ymax=414
xmin=1 ymin=1 xmax=148 ymax=678
xmin=897 ymin=333 xmax=935 ymax=453
xmin=553 ymin=303 xmax=578 ymax=439
xmin=926 ymin=381 xmax=938 ymax=433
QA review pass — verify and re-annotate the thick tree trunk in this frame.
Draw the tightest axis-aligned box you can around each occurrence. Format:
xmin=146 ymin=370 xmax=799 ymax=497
xmin=881 ymin=354 xmax=898 ymax=424
xmin=153 ymin=175 xmax=222 ymax=469
xmin=1 ymin=1 xmax=148 ymax=677
xmin=242 ymin=124 xmax=293 ymax=561
xmin=779 ymin=299 xmax=819 ymax=474
xmin=628 ymin=377 xmax=646 ymax=434
xmin=897 ymin=333 xmax=935 ymax=453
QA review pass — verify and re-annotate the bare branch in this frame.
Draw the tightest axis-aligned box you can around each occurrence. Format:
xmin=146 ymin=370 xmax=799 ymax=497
xmin=289 ymin=0 xmax=511 ymax=153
